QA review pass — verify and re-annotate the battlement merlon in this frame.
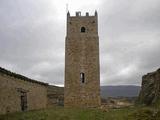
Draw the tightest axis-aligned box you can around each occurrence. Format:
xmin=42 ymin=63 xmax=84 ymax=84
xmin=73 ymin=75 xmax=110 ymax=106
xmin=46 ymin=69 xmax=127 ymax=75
xmin=67 ymin=11 xmax=98 ymax=17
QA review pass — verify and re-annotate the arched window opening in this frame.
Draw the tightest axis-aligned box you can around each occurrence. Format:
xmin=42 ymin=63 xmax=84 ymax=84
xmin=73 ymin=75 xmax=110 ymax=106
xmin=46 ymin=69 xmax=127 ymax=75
xmin=81 ymin=27 xmax=86 ymax=33
xmin=80 ymin=73 xmax=85 ymax=83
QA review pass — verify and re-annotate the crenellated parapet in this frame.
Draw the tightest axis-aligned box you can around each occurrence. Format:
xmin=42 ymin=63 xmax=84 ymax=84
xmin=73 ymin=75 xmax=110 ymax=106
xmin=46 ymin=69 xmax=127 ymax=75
xmin=67 ymin=11 xmax=98 ymax=17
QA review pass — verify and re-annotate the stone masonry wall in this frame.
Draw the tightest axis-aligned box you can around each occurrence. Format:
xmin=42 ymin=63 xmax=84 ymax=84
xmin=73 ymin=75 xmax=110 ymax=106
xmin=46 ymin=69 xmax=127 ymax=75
xmin=0 ymin=73 xmax=47 ymax=115
xmin=64 ymin=12 xmax=101 ymax=108
xmin=47 ymin=85 xmax=64 ymax=107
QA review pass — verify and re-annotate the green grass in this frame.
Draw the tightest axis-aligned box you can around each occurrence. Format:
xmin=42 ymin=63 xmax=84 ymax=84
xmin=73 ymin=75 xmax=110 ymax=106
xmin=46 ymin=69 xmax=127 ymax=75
xmin=0 ymin=106 xmax=159 ymax=120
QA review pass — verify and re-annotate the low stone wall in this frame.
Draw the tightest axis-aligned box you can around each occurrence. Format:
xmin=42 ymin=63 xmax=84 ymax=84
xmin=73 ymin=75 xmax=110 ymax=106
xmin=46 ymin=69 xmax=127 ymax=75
xmin=0 ymin=73 xmax=47 ymax=115
xmin=47 ymin=85 xmax=64 ymax=107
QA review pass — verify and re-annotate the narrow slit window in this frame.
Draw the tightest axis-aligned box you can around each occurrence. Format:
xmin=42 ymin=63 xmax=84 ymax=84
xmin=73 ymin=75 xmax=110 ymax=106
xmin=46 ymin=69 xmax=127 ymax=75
xmin=80 ymin=73 xmax=85 ymax=83
xmin=81 ymin=27 xmax=86 ymax=33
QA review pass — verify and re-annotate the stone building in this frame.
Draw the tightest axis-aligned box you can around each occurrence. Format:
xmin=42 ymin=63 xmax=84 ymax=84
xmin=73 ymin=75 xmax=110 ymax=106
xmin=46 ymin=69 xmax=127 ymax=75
xmin=64 ymin=11 xmax=101 ymax=107
xmin=0 ymin=67 xmax=48 ymax=115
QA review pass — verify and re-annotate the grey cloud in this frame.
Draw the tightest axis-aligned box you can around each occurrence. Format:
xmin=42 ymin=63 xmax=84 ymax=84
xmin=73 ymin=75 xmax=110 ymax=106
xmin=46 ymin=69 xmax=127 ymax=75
xmin=99 ymin=0 xmax=160 ymax=85
xmin=0 ymin=0 xmax=160 ymax=86
xmin=0 ymin=0 xmax=65 ymax=85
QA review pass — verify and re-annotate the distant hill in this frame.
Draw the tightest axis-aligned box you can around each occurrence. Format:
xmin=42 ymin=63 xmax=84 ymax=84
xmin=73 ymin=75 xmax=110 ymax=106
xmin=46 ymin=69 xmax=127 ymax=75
xmin=101 ymin=85 xmax=141 ymax=98
xmin=47 ymin=85 xmax=141 ymax=100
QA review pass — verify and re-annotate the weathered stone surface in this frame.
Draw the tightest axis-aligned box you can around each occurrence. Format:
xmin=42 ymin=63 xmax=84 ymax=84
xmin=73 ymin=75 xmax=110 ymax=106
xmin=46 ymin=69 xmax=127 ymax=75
xmin=47 ymin=85 xmax=64 ymax=107
xmin=138 ymin=68 xmax=160 ymax=105
xmin=0 ymin=67 xmax=48 ymax=115
xmin=64 ymin=11 xmax=101 ymax=108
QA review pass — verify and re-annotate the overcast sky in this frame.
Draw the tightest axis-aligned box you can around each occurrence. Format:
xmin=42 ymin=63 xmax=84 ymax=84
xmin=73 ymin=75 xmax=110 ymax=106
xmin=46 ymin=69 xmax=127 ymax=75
xmin=0 ymin=0 xmax=160 ymax=86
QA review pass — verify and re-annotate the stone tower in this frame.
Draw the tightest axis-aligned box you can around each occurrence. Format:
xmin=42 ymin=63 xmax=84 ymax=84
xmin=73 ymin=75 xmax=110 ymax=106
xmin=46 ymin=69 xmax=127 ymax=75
xmin=64 ymin=11 xmax=101 ymax=107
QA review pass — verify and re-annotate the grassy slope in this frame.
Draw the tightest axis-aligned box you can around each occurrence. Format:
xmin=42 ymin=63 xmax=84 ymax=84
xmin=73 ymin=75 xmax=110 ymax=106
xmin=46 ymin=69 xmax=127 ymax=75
xmin=0 ymin=106 xmax=159 ymax=120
